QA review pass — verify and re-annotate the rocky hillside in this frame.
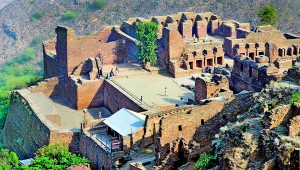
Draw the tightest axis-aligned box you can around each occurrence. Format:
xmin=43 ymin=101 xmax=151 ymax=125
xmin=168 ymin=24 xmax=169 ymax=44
xmin=0 ymin=0 xmax=299 ymax=65
xmin=0 ymin=0 xmax=13 ymax=10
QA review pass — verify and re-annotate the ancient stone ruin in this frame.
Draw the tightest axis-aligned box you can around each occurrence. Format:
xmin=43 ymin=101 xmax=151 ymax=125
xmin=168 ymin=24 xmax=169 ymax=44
xmin=3 ymin=12 xmax=300 ymax=169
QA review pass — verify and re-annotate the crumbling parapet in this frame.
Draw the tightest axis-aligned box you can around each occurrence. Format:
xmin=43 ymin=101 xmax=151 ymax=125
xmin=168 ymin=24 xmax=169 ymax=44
xmin=195 ymin=74 xmax=231 ymax=103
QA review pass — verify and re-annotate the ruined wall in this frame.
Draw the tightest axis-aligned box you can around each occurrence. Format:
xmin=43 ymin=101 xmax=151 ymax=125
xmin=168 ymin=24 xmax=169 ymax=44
xmin=55 ymin=26 xmax=126 ymax=78
xmin=28 ymin=77 xmax=64 ymax=97
xmin=154 ymin=93 xmax=254 ymax=168
xmin=230 ymin=57 xmax=265 ymax=93
xmin=141 ymin=106 xmax=195 ymax=147
xmin=66 ymin=78 xmax=105 ymax=110
xmin=3 ymin=91 xmax=51 ymax=159
xmin=79 ymin=132 xmax=113 ymax=170
xmin=103 ymin=81 xmax=145 ymax=113
xmin=289 ymin=115 xmax=300 ymax=136
xmin=3 ymin=90 xmax=81 ymax=159
xmin=195 ymin=75 xmax=229 ymax=102
xmin=263 ymin=105 xmax=294 ymax=129
xmin=43 ymin=38 xmax=60 ymax=78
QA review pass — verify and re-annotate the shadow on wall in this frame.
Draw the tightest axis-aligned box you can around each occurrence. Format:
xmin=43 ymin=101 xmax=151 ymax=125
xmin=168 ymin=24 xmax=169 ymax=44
xmin=190 ymin=93 xmax=254 ymax=159
xmin=155 ymin=93 xmax=254 ymax=169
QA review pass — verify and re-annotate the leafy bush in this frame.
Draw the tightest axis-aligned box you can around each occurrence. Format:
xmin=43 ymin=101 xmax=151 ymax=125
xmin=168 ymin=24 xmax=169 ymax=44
xmin=31 ymin=11 xmax=44 ymax=22
xmin=136 ymin=22 xmax=158 ymax=66
xmin=30 ymin=36 xmax=43 ymax=47
xmin=62 ymin=11 xmax=78 ymax=21
xmin=93 ymin=0 xmax=108 ymax=10
xmin=290 ymin=92 xmax=300 ymax=104
xmin=194 ymin=153 xmax=217 ymax=170
xmin=26 ymin=143 xmax=90 ymax=169
xmin=0 ymin=149 xmax=19 ymax=169
xmin=258 ymin=5 xmax=278 ymax=27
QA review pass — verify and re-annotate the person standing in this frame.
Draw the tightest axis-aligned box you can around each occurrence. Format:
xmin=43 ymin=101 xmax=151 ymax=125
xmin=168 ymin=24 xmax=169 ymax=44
xmin=115 ymin=67 xmax=119 ymax=76
xmin=165 ymin=87 xmax=168 ymax=96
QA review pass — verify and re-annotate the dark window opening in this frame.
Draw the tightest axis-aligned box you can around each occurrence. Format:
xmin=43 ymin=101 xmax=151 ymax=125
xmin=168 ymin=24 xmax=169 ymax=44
xmin=259 ymin=51 xmax=264 ymax=55
xmin=249 ymin=67 xmax=252 ymax=78
xmin=201 ymin=119 xmax=205 ymax=125
xmin=189 ymin=62 xmax=193 ymax=69
xmin=178 ymin=125 xmax=182 ymax=131
xmin=217 ymin=57 xmax=222 ymax=65
xmin=249 ymin=52 xmax=255 ymax=60
xmin=293 ymin=47 xmax=298 ymax=55
xmin=279 ymin=49 xmax=283 ymax=57
xmin=207 ymin=59 xmax=213 ymax=66
xmin=196 ymin=60 xmax=202 ymax=68
xmin=287 ymin=48 xmax=292 ymax=56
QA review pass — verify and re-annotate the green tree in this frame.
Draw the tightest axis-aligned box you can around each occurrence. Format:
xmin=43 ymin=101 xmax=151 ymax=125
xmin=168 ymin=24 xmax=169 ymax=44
xmin=194 ymin=153 xmax=217 ymax=170
xmin=258 ymin=5 xmax=278 ymax=27
xmin=28 ymin=143 xmax=90 ymax=169
xmin=0 ymin=149 xmax=19 ymax=169
xmin=93 ymin=0 xmax=107 ymax=10
xmin=136 ymin=21 xmax=158 ymax=66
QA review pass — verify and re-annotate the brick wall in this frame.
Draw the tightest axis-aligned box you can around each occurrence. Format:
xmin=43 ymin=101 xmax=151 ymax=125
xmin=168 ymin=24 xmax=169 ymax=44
xmin=28 ymin=77 xmax=64 ymax=97
xmin=103 ymin=81 xmax=145 ymax=113
xmin=79 ymin=133 xmax=113 ymax=170
xmin=195 ymin=75 xmax=229 ymax=102
xmin=4 ymin=91 xmax=81 ymax=159
xmin=4 ymin=91 xmax=51 ymax=159
xmin=55 ymin=26 xmax=126 ymax=79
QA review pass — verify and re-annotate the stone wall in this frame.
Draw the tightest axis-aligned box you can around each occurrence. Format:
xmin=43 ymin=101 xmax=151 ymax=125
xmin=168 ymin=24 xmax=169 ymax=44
xmin=79 ymin=132 xmax=113 ymax=170
xmin=66 ymin=78 xmax=105 ymax=110
xmin=289 ymin=115 xmax=300 ymax=136
xmin=195 ymin=74 xmax=229 ymax=102
xmin=54 ymin=26 xmax=127 ymax=78
xmin=28 ymin=76 xmax=64 ymax=97
xmin=3 ymin=91 xmax=51 ymax=159
xmin=43 ymin=38 xmax=60 ymax=78
xmin=3 ymin=90 xmax=81 ymax=159
xmin=103 ymin=81 xmax=145 ymax=113
xmin=153 ymin=93 xmax=254 ymax=168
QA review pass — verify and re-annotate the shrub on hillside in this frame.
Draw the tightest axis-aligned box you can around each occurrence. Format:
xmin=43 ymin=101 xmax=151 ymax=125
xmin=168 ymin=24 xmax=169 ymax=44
xmin=93 ymin=0 xmax=108 ymax=10
xmin=290 ymin=92 xmax=300 ymax=104
xmin=62 ymin=11 xmax=78 ymax=21
xmin=31 ymin=11 xmax=44 ymax=22
xmin=194 ymin=153 xmax=217 ymax=170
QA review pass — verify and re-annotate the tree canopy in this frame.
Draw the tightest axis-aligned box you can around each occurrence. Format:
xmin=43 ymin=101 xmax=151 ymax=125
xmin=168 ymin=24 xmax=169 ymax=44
xmin=25 ymin=143 xmax=90 ymax=169
xmin=258 ymin=5 xmax=278 ymax=27
xmin=136 ymin=21 xmax=158 ymax=66
xmin=0 ymin=149 xmax=19 ymax=169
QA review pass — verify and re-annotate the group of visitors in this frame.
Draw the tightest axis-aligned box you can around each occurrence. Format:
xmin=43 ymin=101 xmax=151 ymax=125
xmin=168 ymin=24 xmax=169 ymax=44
xmin=205 ymin=66 xmax=215 ymax=74
xmin=104 ymin=68 xmax=119 ymax=79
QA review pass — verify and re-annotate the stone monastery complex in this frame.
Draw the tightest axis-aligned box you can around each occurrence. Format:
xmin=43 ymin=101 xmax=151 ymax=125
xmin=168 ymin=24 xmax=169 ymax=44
xmin=3 ymin=12 xmax=300 ymax=169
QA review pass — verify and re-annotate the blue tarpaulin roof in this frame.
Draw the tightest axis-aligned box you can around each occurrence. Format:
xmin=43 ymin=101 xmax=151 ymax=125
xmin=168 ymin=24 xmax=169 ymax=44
xmin=103 ymin=108 xmax=146 ymax=136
